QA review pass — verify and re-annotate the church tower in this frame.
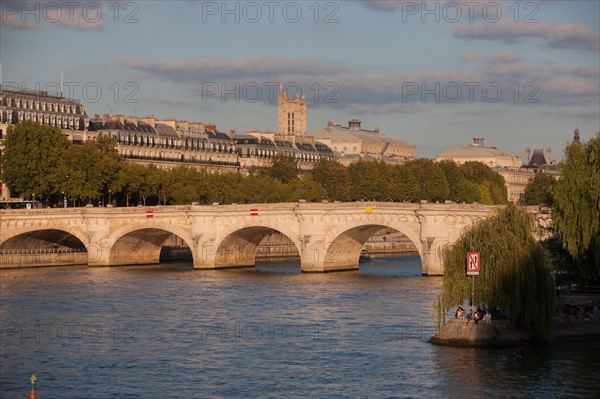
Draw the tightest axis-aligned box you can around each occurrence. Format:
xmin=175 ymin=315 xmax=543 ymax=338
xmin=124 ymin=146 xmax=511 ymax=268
xmin=277 ymin=84 xmax=306 ymax=136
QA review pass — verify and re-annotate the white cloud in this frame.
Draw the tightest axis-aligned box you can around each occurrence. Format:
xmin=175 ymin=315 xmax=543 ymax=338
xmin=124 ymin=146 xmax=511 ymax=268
xmin=454 ymin=20 xmax=599 ymax=52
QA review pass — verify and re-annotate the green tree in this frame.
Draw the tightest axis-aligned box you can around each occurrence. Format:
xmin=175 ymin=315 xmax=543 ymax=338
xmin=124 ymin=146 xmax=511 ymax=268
xmin=284 ymin=178 xmax=327 ymax=202
xmin=552 ymin=134 xmax=600 ymax=277
xmin=311 ymin=159 xmax=351 ymax=201
xmin=438 ymin=160 xmax=479 ymax=203
xmin=405 ymin=158 xmax=449 ymax=201
xmin=270 ymin=154 xmax=299 ymax=183
xmin=437 ymin=204 xmax=555 ymax=342
xmin=167 ymin=166 xmax=204 ymax=205
xmin=522 ymin=173 xmax=555 ymax=206
xmin=0 ymin=121 xmax=70 ymax=201
xmin=460 ymin=161 xmax=508 ymax=204
xmin=391 ymin=164 xmax=420 ymax=202
xmin=64 ymin=142 xmax=104 ymax=203
xmin=347 ymin=160 xmax=391 ymax=201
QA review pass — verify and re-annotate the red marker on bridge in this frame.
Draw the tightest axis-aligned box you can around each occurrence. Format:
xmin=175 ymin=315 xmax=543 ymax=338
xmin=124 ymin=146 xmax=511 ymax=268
xmin=250 ymin=208 xmax=258 ymax=216
xmin=146 ymin=210 xmax=154 ymax=218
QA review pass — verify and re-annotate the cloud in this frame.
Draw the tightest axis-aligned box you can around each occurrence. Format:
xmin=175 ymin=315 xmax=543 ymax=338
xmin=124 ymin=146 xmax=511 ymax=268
xmin=550 ymin=66 xmax=600 ymax=78
xmin=463 ymin=51 xmax=523 ymax=64
xmin=486 ymin=51 xmax=523 ymax=64
xmin=462 ymin=52 xmax=481 ymax=62
xmin=0 ymin=0 xmax=120 ymax=30
xmin=118 ymin=56 xmax=599 ymax=110
xmin=454 ymin=20 xmax=600 ymax=52
xmin=117 ymin=58 xmax=347 ymax=83
xmin=542 ymin=108 xmax=600 ymax=120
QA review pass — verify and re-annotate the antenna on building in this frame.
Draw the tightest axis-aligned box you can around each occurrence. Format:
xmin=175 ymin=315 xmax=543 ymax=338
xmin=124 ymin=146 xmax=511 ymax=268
xmin=60 ymin=71 xmax=64 ymax=96
xmin=0 ymin=62 xmax=3 ymax=90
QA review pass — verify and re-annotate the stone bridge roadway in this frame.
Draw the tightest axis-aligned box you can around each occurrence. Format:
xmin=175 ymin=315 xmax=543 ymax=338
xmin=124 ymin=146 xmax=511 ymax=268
xmin=0 ymin=202 xmax=544 ymax=274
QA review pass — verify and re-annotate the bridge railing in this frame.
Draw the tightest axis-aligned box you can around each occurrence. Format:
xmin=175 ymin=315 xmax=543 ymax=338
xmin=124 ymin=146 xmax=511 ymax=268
xmin=0 ymin=248 xmax=87 ymax=255
xmin=0 ymin=201 xmax=516 ymax=215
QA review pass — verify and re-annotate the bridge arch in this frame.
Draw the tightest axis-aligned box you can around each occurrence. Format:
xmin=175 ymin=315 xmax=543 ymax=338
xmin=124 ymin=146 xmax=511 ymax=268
xmin=212 ymin=225 xmax=301 ymax=269
xmin=322 ymin=218 xmax=422 ymax=272
xmin=106 ymin=226 xmax=194 ymax=266
xmin=0 ymin=228 xmax=88 ymax=268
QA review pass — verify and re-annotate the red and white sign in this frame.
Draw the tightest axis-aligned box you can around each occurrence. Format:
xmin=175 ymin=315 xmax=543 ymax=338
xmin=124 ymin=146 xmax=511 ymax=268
xmin=467 ymin=252 xmax=480 ymax=275
xmin=250 ymin=208 xmax=259 ymax=216
xmin=146 ymin=210 xmax=154 ymax=218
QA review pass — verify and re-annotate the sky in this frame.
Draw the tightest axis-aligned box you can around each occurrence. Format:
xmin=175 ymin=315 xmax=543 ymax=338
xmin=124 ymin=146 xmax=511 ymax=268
xmin=1 ymin=0 xmax=599 ymax=159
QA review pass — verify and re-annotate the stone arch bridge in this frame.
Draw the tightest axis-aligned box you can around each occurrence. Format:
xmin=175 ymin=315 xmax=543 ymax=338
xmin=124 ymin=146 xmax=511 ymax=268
xmin=0 ymin=203 xmax=545 ymax=275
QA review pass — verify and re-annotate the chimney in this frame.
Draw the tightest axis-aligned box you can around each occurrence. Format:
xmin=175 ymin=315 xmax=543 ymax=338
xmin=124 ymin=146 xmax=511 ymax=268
xmin=229 ymin=129 xmax=236 ymax=139
xmin=525 ymin=147 xmax=531 ymax=164
xmin=546 ymin=147 xmax=551 ymax=165
xmin=141 ymin=116 xmax=156 ymax=128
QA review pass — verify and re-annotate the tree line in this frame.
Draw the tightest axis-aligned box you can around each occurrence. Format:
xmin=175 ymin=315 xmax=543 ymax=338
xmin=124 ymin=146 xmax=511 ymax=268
xmin=0 ymin=121 xmax=508 ymax=207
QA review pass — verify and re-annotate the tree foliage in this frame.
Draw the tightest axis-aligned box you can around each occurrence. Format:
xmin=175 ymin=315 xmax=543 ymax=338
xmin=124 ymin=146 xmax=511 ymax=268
xmin=438 ymin=204 xmax=555 ymax=342
xmin=405 ymin=158 xmax=449 ymax=201
xmin=522 ymin=173 xmax=555 ymax=207
xmin=438 ymin=160 xmax=480 ymax=203
xmin=0 ymin=121 xmax=70 ymax=201
xmin=460 ymin=161 xmax=508 ymax=204
xmin=311 ymin=159 xmax=351 ymax=201
xmin=270 ymin=154 xmax=299 ymax=183
xmin=552 ymin=134 xmax=600 ymax=277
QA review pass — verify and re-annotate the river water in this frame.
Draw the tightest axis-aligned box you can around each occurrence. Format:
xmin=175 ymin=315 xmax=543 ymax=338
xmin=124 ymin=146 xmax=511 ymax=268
xmin=1 ymin=256 xmax=599 ymax=398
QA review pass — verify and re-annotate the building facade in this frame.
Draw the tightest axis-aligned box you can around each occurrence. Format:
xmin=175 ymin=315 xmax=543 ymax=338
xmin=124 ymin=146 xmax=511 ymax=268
xmin=90 ymin=115 xmax=239 ymax=172
xmin=310 ymin=119 xmax=416 ymax=165
xmin=436 ymin=137 xmax=558 ymax=203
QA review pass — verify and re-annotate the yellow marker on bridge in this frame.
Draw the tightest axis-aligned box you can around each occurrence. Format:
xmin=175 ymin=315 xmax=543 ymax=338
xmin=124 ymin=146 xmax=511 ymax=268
xmin=366 ymin=206 xmax=373 ymax=214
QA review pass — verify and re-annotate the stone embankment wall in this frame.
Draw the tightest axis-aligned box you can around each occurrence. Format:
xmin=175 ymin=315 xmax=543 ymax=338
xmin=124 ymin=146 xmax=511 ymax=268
xmin=430 ymin=316 xmax=600 ymax=346
xmin=1 ymin=250 xmax=88 ymax=268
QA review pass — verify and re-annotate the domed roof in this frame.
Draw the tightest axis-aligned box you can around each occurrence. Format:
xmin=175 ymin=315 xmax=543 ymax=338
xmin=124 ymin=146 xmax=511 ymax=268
xmin=437 ymin=138 xmax=521 ymax=168
xmin=310 ymin=120 xmax=413 ymax=148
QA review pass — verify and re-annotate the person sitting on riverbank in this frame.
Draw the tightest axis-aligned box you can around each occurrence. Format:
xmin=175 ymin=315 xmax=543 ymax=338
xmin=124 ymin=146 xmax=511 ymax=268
xmin=455 ymin=306 xmax=464 ymax=320
xmin=483 ymin=312 xmax=492 ymax=324
xmin=466 ymin=309 xmax=473 ymax=322
xmin=473 ymin=308 xmax=482 ymax=324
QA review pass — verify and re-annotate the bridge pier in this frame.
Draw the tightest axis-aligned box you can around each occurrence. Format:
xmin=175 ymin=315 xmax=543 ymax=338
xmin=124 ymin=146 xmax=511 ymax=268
xmin=418 ymin=213 xmax=448 ymax=276
xmin=298 ymin=236 xmax=360 ymax=273
xmin=192 ymin=236 xmax=258 ymax=270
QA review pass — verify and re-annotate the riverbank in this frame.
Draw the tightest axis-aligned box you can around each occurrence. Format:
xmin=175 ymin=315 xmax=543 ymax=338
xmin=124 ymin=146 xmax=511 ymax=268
xmin=430 ymin=315 xmax=600 ymax=347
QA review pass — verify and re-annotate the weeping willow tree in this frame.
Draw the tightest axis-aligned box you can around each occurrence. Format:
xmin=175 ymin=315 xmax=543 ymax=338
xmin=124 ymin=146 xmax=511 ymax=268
xmin=435 ymin=204 xmax=556 ymax=342
xmin=552 ymin=133 xmax=600 ymax=278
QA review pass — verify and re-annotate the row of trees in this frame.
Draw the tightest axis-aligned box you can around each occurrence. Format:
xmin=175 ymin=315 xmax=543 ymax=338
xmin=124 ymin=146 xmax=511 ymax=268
xmin=0 ymin=121 xmax=509 ymax=207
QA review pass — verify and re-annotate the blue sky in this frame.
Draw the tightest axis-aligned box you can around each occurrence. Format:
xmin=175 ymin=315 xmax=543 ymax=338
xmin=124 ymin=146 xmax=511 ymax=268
xmin=1 ymin=0 xmax=599 ymax=158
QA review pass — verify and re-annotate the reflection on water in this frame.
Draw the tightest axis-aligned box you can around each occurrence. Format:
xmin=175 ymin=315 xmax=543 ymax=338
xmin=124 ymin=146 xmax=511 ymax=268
xmin=1 ymin=257 xmax=599 ymax=398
